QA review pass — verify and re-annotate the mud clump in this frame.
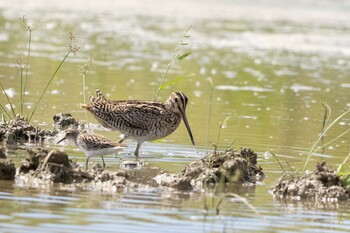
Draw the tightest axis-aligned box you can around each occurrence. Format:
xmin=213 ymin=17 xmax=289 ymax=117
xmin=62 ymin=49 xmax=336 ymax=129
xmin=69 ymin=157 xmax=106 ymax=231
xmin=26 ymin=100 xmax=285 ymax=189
xmin=16 ymin=148 xmax=151 ymax=192
xmin=19 ymin=148 xmax=79 ymax=184
xmin=0 ymin=147 xmax=6 ymax=159
xmin=0 ymin=116 xmax=55 ymax=145
xmin=19 ymin=148 xmax=49 ymax=173
xmin=272 ymin=162 xmax=350 ymax=201
xmin=155 ymin=148 xmax=264 ymax=191
xmin=14 ymin=146 xmax=264 ymax=193
xmin=53 ymin=113 xmax=80 ymax=131
xmin=0 ymin=159 xmax=16 ymax=180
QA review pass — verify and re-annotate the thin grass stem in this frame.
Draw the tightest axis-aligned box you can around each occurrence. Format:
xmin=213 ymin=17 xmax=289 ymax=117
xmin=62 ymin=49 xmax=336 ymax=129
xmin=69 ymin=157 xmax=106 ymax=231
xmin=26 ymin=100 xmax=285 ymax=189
xmin=22 ymin=30 xmax=32 ymax=114
xmin=29 ymin=51 xmax=71 ymax=122
xmin=20 ymin=66 xmax=24 ymax=115
xmin=222 ymin=193 xmax=263 ymax=218
xmin=303 ymin=108 xmax=350 ymax=173
xmin=270 ymin=151 xmax=287 ymax=174
xmin=153 ymin=25 xmax=192 ymax=101
xmin=337 ymin=152 xmax=350 ymax=175
xmin=82 ymin=73 xmax=91 ymax=131
xmin=0 ymin=104 xmax=12 ymax=119
xmin=0 ymin=81 xmax=16 ymax=118
xmin=206 ymin=79 xmax=214 ymax=149
xmin=153 ymin=63 xmax=172 ymax=100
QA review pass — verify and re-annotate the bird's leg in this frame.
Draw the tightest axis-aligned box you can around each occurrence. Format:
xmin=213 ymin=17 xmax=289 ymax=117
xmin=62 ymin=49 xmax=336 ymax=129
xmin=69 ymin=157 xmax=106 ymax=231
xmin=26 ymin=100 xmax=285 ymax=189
xmin=101 ymin=156 xmax=106 ymax=168
xmin=134 ymin=143 xmax=141 ymax=157
xmin=86 ymin=157 xmax=90 ymax=170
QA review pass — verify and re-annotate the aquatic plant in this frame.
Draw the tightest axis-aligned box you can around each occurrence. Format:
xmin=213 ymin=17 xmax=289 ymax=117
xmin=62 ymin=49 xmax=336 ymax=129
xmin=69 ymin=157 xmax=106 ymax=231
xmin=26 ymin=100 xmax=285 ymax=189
xmin=0 ymin=16 xmax=79 ymax=123
xmin=211 ymin=116 xmax=231 ymax=155
xmin=303 ymin=104 xmax=350 ymax=173
xmin=28 ymin=32 xmax=79 ymax=122
xmin=205 ymin=78 xmax=215 ymax=148
xmin=337 ymin=152 xmax=350 ymax=189
xmin=271 ymin=104 xmax=350 ymax=179
xmin=79 ymin=57 xmax=93 ymax=131
xmin=153 ymin=25 xmax=194 ymax=100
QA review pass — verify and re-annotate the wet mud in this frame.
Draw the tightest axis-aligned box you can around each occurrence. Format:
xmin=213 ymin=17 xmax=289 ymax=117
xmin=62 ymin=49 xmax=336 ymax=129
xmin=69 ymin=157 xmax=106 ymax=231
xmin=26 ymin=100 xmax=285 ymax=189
xmin=15 ymin=148 xmax=159 ymax=192
xmin=0 ymin=113 xmax=81 ymax=146
xmin=0 ymin=116 xmax=55 ymax=145
xmin=0 ymin=159 xmax=16 ymax=180
xmin=272 ymin=162 xmax=350 ymax=201
xmin=1 ymin=113 xmax=265 ymax=193
xmin=155 ymin=148 xmax=264 ymax=190
xmin=12 ymin=147 xmax=264 ymax=193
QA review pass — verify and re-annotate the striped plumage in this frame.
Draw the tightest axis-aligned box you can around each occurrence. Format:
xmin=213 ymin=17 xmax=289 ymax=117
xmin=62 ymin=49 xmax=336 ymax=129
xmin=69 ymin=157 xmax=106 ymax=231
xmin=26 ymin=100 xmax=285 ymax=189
xmin=57 ymin=128 xmax=127 ymax=169
xmin=81 ymin=89 xmax=195 ymax=156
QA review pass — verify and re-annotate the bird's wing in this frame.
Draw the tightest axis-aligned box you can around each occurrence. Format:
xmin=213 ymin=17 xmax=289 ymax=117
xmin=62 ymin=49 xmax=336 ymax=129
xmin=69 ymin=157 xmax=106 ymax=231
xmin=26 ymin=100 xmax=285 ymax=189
xmin=79 ymin=133 xmax=126 ymax=150
xmin=107 ymin=101 xmax=167 ymax=131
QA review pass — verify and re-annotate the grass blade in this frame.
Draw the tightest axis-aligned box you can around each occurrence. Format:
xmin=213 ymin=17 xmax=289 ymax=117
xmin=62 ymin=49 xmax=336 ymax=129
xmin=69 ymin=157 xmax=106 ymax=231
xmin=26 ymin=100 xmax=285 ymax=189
xmin=270 ymin=151 xmax=287 ymax=174
xmin=171 ymin=51 xmax=192 ymax=65
xmin=303 ymin=108 xmax=350 ymax=173
xmin=337 ymin=152 xmax=350 ymax=175
xmin=29 ymin=51 xmax=71 ymax=122
xmin=0 ymin=104 xmax=12 ymax=119
xmin=159 ymin=74 xmax=195 ymax=91
xmin=29 ymin=32 xmax=79 ymax=122
xmin=0 ymin=81 xmax=15 ymax=118
xmin=153 ymin=25 xmax=192 ymax=101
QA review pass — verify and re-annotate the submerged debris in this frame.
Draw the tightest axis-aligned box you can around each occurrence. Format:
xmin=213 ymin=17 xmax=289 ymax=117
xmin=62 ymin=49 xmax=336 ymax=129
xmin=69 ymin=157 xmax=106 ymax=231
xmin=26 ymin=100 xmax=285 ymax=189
xmin=155 ymin=148 xmax=264 ymax=191
xmin=272 ymin=162 xmax=350 ymax=201
xmin=53 ymin=113 xmax=81 ymax=131
xmin=0 ymin=115 xmax=55 ymax=145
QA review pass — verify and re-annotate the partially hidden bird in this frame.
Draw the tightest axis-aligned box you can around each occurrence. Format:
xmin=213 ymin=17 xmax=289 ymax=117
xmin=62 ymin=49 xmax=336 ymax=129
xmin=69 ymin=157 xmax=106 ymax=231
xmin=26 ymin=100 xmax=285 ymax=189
xmin=80 ymin=89 xmax=195 ymax=156
xmin=57 ymin=128 xmax=127 ymax=169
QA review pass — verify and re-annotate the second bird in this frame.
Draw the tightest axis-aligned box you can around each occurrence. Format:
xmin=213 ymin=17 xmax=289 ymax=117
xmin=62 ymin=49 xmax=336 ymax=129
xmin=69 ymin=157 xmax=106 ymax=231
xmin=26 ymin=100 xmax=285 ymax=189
xmin=81 ymin=89 xmax=195 ymax=156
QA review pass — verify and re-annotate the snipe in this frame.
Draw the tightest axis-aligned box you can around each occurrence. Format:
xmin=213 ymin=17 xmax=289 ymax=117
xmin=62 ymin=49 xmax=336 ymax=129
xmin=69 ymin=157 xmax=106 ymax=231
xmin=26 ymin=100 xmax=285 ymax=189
xmin=57 ymin=128 xmax=127 ymax=169
xmin=81 ymin=90 xmax=195 ymax=156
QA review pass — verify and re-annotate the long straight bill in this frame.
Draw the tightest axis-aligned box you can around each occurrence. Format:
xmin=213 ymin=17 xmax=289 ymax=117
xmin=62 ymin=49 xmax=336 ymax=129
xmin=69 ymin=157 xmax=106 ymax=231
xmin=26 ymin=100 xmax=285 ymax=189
xmin=180 ymin=109 xmax=195 ymax=146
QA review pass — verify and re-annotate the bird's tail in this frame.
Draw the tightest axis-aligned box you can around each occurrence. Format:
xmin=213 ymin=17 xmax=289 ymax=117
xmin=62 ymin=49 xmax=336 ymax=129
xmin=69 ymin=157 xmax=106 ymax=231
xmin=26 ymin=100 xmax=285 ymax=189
xmin=80 ymin=103 xmax=91 ymax=110
xmin=95 ymin=89 xmax=106 ymax=102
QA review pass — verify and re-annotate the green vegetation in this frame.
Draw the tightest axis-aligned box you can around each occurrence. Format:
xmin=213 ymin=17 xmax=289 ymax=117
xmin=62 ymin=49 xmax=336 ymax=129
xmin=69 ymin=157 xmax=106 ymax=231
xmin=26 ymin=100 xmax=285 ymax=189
xmin=0 ymin=16 xmax=79 ymax=123
xmin=153 ymin=25 xmax=194 ymax=100
xmin=79 ymin=57 xmax=93 ymax=131
xmin=271 ymin=104 xmax=350 ymax=179
xmin=303 ymin=104 xmax=350 ymax=173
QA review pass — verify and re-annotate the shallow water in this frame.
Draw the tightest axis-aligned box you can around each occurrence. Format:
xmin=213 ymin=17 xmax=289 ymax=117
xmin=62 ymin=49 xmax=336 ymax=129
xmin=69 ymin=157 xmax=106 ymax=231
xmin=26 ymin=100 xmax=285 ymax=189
xmin=1 ymin=0 xmax=350 ymax=232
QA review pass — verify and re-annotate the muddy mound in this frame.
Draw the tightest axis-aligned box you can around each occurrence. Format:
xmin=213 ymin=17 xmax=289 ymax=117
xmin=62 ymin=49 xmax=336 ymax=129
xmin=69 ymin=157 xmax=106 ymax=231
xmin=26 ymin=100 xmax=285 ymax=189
xmin=0 ymin=159 xmax=16 ymax=180
xmin=0 ymin=116 xmax=55 ymax=145
xmin=155 ymin=148 xmax=264 ymax=190
xmin=0 ymin=147 xmax=6 ymax=159
xmin=272 ymin=162 xmax=350 ymax=201
xmin=13 ymin=147 xmax=264 ymax=193
xmin=18 ymin=148 xmax=81 ymax=184
xmin=16 ymin=148 xmax=152 ymax=192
